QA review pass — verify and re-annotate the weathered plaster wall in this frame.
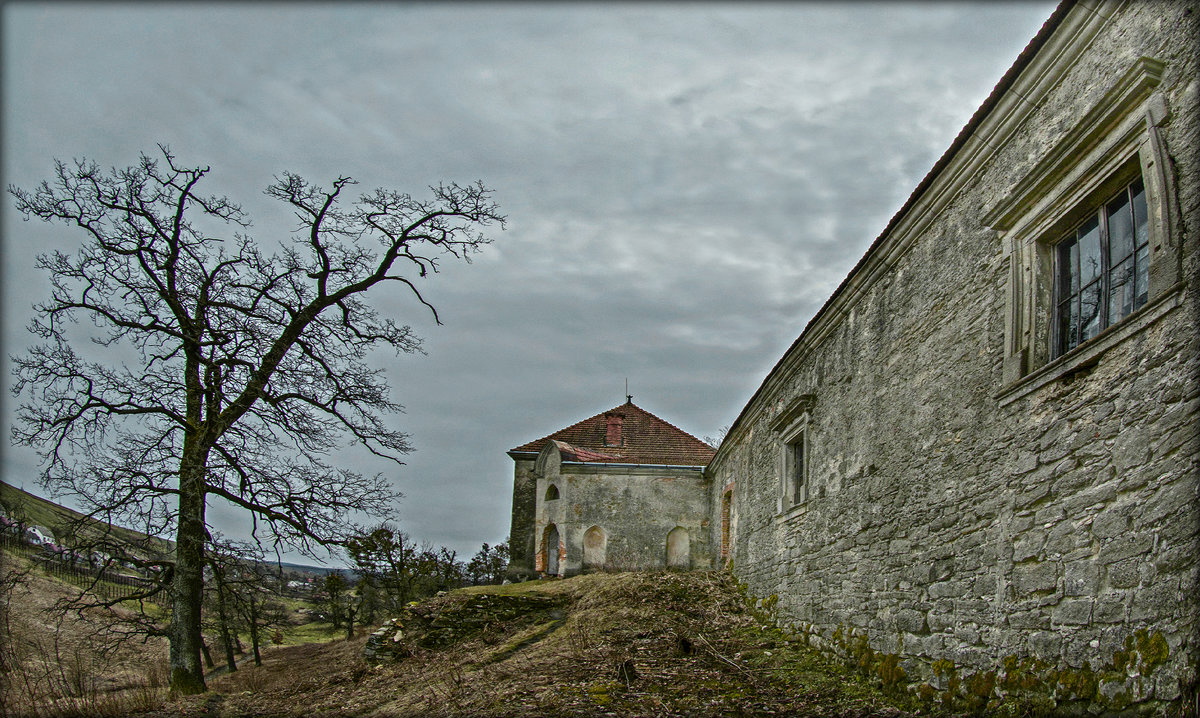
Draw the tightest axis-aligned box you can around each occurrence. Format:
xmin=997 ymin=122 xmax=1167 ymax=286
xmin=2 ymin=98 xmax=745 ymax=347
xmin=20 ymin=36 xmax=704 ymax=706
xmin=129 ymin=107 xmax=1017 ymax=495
xmin=506 ymin=458 xmax=539 ymax=579
xmin=538 ymin=464 xmax=711 ymax=576
xmin=709 ymin=0 xmax=1198 ymax=709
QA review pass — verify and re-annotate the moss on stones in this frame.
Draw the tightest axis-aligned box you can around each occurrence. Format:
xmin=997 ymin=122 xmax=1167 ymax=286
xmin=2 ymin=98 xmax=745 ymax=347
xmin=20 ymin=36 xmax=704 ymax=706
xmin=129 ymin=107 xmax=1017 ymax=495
xmin=735 ymin=579 xmax=1180 ymax=714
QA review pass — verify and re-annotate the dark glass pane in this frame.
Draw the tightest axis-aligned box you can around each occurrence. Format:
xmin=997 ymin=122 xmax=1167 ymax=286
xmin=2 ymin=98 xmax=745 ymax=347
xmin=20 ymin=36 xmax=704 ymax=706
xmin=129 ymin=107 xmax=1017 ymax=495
xmin=791 ymin=441 xmax=805 ymax=500
xmin=1109 ymin=255 xmax=1133 ymax=288
xmin=1107 ymin=189 xmax=1134 ymax=263
xmin=1131 ymin=179 xmax=1148 ymax=249
xmin=1059 ymin=240 xmax=1079 ymax=296
xmin=1109 ymin=257 xmax=1133 ymax=324
xmin=1081 ymin=280 xmax=1101 ymax=342
xmin=1134 ymin=243 xmax=1149 ymax=309
xmin=1057 ymin=298 xmax=1075 ymax=355
xmin=1078 ymin=217 xmax=1101 ymax=285
xmin=1060 ymin=295 xmax=1081 ymax=354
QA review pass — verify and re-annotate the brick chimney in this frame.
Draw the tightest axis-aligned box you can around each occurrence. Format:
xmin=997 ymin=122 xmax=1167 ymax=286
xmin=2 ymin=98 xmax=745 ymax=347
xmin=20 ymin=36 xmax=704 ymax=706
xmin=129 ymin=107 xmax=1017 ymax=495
xmin=605 ymin=413 xmax=624 ymax=446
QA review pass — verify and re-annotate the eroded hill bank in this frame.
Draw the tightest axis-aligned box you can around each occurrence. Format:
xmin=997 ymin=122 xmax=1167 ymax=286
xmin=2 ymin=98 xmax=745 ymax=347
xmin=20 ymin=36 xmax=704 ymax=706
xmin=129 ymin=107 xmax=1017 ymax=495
xmin=139 ymin=571 xmax=928 ymax=717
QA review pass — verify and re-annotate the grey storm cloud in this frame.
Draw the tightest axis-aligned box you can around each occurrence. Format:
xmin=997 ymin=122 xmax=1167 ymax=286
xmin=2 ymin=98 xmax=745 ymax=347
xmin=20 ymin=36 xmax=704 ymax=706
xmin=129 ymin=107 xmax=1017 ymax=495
xmin=3 ymin=2 xmax=1057 ymax=560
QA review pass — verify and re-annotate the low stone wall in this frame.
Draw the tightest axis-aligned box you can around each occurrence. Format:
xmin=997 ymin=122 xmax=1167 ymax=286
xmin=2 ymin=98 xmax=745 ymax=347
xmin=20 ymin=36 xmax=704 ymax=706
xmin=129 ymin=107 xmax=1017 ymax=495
xmin=363 ymin=592 xmax=568 ymax=663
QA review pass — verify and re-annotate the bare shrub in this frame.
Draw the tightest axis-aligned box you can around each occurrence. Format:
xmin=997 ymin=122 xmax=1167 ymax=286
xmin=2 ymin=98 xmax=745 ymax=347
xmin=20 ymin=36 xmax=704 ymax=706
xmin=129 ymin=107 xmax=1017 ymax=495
xmin=0 ymin=551 xmax=168 ymax=717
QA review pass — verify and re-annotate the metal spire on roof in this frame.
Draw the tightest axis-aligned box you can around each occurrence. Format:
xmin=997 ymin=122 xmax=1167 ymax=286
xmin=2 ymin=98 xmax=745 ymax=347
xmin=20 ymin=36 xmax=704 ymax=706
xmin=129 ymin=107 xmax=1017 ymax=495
xmin=625 ymin=378 xmax=632 ymax=404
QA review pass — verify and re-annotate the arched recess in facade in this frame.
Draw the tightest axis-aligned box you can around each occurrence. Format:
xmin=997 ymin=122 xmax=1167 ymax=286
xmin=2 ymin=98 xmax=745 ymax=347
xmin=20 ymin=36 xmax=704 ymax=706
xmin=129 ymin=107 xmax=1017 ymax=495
xmin=666 ymin=526 xmax=690 ymax=569
xmin=541 ymin=523 xmax=561 ymax=576
xmin=720 ymin=488 xmax=733 ymax=566
xmin=582 ymin=525 xmax=606 ymax=572
xmin=545 ymin=483 xmax=560 ymax=500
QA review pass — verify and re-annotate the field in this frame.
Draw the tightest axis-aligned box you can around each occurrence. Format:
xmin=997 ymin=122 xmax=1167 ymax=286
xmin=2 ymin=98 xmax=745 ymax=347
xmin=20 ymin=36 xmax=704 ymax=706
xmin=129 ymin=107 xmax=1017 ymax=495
xmin=0 ymin=544 xmax=346 ymax=718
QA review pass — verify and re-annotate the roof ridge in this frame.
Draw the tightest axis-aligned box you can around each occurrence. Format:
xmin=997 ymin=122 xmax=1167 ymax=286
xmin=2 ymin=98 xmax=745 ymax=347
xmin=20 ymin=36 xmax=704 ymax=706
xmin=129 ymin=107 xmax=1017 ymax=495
xmin=509 ymin=401 xmax=715 ymax=465
xmin=620 ymin=402 xmax=713 ymax=451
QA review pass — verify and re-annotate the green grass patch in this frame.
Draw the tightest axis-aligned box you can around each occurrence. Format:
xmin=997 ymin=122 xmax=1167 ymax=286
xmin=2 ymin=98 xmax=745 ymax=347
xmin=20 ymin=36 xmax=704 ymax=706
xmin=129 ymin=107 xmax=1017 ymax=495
xmin=279 ymin=620 xmax=344 ymax=645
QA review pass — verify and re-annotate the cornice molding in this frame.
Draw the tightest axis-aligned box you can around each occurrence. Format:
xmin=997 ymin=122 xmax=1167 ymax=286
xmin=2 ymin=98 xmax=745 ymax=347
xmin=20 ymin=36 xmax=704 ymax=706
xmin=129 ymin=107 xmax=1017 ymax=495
xmin=983 ymin=56 xmax=1166 ymax=232
xmin=768 ymin=394 xmax=816 ymax=433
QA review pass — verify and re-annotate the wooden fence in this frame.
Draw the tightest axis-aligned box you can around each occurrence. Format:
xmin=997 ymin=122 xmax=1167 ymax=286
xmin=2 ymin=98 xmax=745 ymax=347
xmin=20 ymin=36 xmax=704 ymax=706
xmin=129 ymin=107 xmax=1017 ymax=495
xmin=2 ymin=532 xmax=155 ymax=601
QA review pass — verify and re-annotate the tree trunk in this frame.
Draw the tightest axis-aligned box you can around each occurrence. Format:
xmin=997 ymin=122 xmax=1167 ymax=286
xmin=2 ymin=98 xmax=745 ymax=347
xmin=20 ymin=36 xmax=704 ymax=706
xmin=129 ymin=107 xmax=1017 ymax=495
xmin=168 ymin=455 xmax=208 ymax=694
xmin=215 ymin=574 xmax=237 ymax=673
xmin=201 ymin=641 xmax=214 ymax=669
xmin=248 ymin=597 xmax=262 ymax=666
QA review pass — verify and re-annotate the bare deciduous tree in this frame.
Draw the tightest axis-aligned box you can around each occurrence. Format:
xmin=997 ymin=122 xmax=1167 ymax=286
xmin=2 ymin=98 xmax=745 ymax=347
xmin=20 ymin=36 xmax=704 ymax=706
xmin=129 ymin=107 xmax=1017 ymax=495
xmin=8 ymin=146 xmax=504 ymax=693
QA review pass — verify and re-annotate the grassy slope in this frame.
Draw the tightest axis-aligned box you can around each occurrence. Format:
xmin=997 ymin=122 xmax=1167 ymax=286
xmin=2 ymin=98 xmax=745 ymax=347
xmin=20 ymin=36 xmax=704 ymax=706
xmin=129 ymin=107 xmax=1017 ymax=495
xmin=2 ymin=543 xmax=351 ymax=718
xmin=1 ymin=481 xmax=344 ymax=579
xmin=144 ymin=571 xmax=926 ymax=718
xmin=1 ymin=548 xmax=171 ymax=716
xmin=1 ymin=480 xmax=168 ymax=552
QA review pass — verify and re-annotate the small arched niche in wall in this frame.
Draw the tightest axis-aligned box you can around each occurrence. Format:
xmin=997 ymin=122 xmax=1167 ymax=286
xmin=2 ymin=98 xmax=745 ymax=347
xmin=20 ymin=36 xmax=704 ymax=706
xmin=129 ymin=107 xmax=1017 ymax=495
xmin=582 ymin=525 xmax=606 ymax=572
xmin=720 ymin=489 xmax=733 ymax=566
xmin=666 ymin=526 xmax=690 ymax=570
xmin=545 ymin=484 xmax=560 ymax=501
xmin=542 ymin=523 xmax=561 ymax=577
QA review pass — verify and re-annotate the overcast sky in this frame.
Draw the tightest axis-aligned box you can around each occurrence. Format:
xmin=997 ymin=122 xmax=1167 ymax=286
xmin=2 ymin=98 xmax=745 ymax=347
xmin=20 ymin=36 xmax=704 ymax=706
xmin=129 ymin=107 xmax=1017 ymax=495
xmin=2 ymin=2 xmax=1057 ymax=564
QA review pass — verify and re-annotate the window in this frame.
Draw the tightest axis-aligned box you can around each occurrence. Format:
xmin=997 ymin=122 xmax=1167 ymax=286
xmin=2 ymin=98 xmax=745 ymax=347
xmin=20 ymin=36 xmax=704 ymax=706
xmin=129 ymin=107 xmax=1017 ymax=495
xmin=545 ymin=484 xmax=560 ymax=501
xmin=986 ymin=56 xmax=1183 ymax=399
xmin=666 ymin=527 xmax=690 ymax=569
xmin=784 ymin=433 xmax=807 ymax=507
xmin=770 ymin=394 xmax=814 ymax=512
xmin=1054 ymin=178 xmax=1149 ymax=357
xmin=582 ymin=526 xmax=605 ymax=572
xmin=720 ymin=488 xmax=733 ymax=565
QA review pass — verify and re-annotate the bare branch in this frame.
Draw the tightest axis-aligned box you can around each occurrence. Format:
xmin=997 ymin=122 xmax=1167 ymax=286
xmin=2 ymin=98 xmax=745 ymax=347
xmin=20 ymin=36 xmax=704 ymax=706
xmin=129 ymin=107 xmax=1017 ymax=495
xmin=8 ymin=146 xmax=502 ymax=693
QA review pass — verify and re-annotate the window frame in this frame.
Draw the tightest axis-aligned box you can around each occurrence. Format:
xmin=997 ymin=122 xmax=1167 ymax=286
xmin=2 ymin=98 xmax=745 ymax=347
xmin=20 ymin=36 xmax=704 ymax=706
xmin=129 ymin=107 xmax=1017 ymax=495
xmin=770 ymin=394 xmax=815 ymax=516
xmin=986 ymin=57 xmax=1183 ymax=403
xmin=1052 ymin=177 xmax=1150 ymax=358
xmin=719 ymin=485 xmax=733 ymax=565
xmin=778 ymin=414 xmax=809 ymax=512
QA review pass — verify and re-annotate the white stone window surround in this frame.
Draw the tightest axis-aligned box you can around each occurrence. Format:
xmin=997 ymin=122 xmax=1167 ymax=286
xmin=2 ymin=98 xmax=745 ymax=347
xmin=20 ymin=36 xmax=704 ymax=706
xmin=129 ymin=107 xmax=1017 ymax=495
xmin=771 ymin=395 xmax=814 ymax=517
xmin=986 ymin=56 xmax=1184 ymax=405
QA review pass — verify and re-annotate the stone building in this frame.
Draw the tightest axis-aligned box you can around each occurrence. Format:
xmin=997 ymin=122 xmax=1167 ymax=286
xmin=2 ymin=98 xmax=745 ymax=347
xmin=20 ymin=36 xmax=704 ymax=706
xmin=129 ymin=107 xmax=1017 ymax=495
xmin=506 ymin=400 xmax=715 ymax=579
xmin=704 ymin=0 xmax=1199 ymax=708
xmin=505 ymin=0 xmax=1197 ymax=709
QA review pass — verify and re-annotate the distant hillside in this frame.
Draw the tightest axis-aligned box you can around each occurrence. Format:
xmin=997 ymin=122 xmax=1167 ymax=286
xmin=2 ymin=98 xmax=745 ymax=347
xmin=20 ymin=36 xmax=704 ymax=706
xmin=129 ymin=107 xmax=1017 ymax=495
xmin=139 ymin=571 xmax=926 ymax=718
xmin=0 ymin=481 xmax=346 ymax=578
xmin=0 ymin=480 xmax=166 ymax=551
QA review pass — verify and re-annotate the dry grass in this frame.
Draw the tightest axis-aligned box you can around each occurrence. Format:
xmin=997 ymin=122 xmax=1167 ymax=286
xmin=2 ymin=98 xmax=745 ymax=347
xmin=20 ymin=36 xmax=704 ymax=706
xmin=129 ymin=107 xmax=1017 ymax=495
xmin=136 ymin=571 xmax=920 ymax=717
xmin=1 ymin=551 xmax=170 ymax=718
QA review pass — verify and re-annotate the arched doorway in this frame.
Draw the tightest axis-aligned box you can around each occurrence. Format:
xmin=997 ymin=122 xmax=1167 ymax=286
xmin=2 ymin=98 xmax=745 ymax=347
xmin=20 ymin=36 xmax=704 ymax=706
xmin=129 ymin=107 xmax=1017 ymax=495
xmin=582 ymin=526 xmax=606 ymax=572
xmin=721 ymin=489 xmax=733 ymax=566
xmin=666 ymin=527 xmax=690 ymax=569
xmin=543 ymin=524 xmax=561 ymax=576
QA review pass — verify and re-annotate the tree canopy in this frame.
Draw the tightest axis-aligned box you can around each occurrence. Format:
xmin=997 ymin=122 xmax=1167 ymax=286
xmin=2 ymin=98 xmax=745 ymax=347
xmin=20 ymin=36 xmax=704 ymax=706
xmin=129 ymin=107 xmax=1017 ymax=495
xmin=8 ymin=146 xmax=504 ymax=693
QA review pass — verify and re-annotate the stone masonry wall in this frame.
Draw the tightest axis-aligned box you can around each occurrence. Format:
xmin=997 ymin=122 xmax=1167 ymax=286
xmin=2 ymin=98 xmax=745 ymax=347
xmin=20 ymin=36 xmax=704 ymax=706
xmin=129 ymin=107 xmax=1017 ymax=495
xmin=541 ymin=466 xmax=711 ymax=576
xmin=709 ymin=1 xmax=1198 ymax=710
xmin=506 ymin=458 xmax=539 ymax=579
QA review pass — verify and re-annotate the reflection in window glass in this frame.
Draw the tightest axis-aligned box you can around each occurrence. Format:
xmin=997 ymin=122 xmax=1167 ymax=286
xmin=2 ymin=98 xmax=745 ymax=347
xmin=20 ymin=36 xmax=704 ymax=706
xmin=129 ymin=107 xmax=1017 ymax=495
xmin=1055 ymin=178 xmax=1149 ymax=356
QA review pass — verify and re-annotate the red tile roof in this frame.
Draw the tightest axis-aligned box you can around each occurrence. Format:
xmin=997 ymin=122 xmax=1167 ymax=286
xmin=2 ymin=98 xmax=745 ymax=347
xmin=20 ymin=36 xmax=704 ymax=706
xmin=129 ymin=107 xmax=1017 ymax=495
xmin=549 ymin=440 xmax=625 ymax=463
xmin=509 ymin=401 xmax=716 ymax=467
